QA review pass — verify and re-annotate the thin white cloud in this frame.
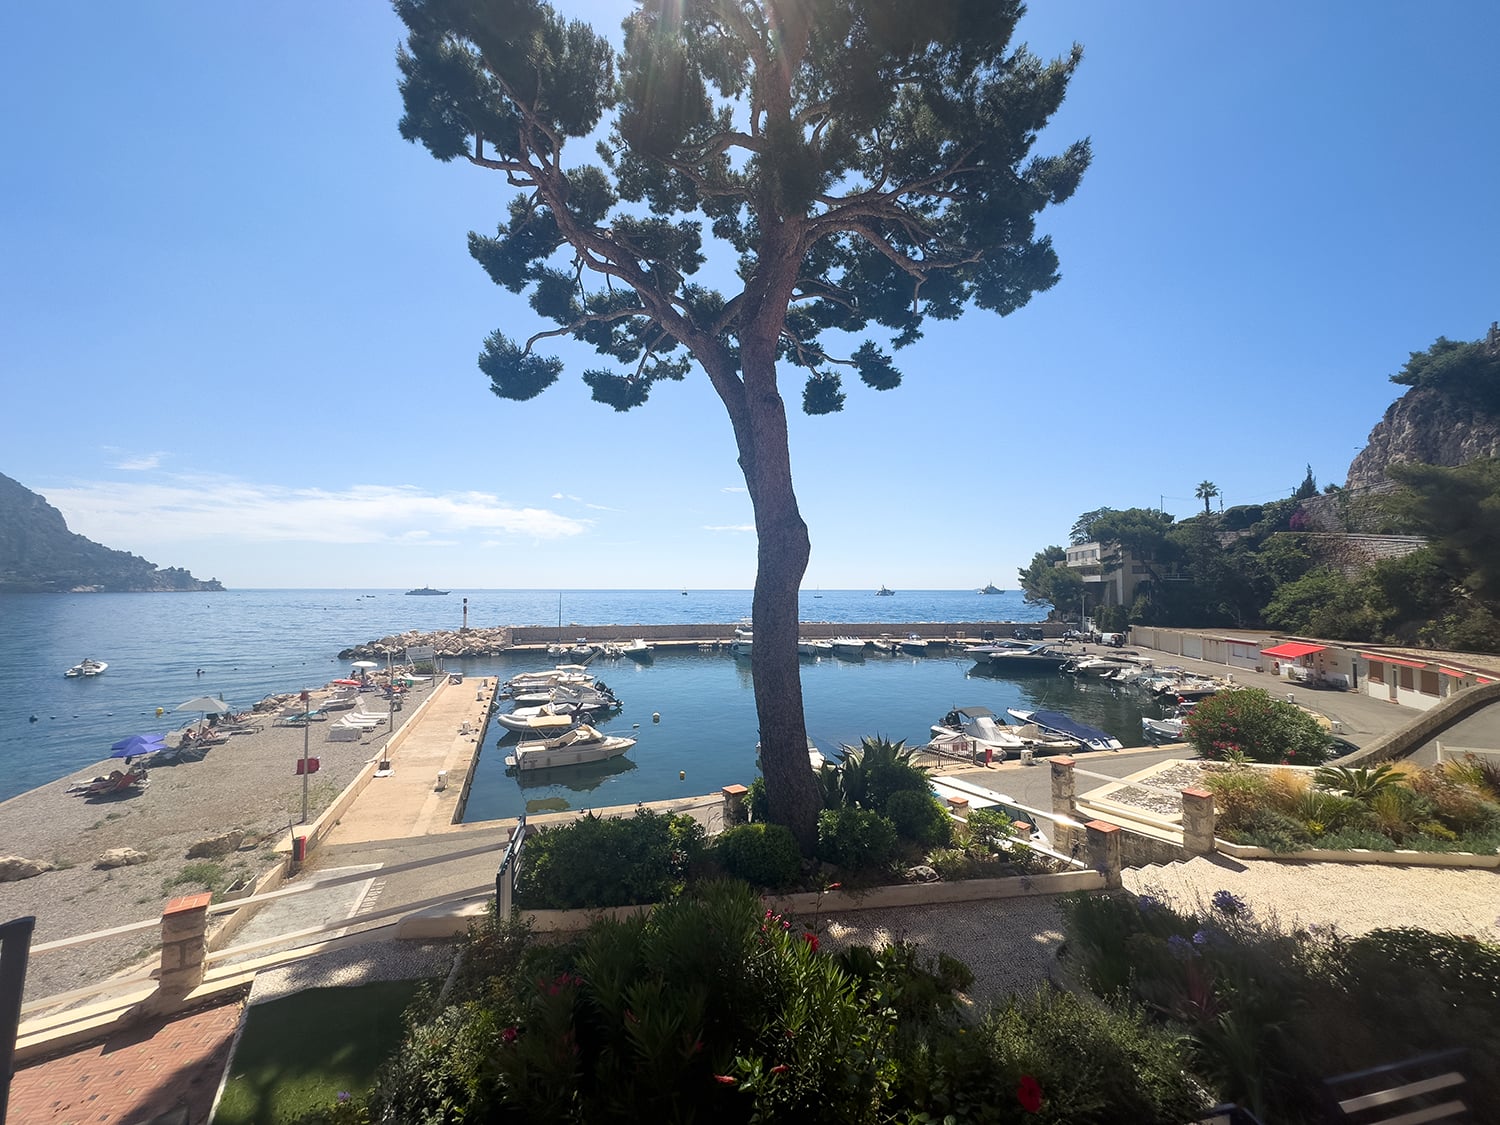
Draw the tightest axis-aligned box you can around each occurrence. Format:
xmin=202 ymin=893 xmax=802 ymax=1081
xmin=720 ymin=485 xmax=747 ymax=493
xmin=116 ymin=452 xmax=167 ymax=471
xmin=43 ymin=474 xmax=590 ymax=547
xmin=704 ymin=524 xmax=755 ymax=533
xmin=551 ymin=491 xmax=619 ymax=512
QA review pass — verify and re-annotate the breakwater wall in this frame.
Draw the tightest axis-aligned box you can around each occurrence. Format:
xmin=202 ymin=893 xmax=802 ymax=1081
xmin=339 ymin=620 xmax=1058 ymax=660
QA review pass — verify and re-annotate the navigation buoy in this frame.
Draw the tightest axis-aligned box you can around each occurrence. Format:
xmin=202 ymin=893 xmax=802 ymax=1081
xmin=679 ymin=770 xmax=686 ymax=781
xmin=652 ymin=712 xmax=661 ymax=723
xmin=156 ymin=707 xmax=164 ymax=717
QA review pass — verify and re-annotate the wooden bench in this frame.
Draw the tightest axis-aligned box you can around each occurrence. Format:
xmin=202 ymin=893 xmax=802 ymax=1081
xmin=1322 ymin=1049 xmax=1472 ymax=1123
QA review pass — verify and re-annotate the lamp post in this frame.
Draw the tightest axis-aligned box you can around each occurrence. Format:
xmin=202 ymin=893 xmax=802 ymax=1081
xmin=299 ymin=689 xmax=311 ymax=824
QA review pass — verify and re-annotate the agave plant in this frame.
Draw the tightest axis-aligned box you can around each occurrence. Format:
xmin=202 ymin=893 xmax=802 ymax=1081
xmin=832 ymin=737 xmax=928 ymax=813
xmin=1314 ymin=764 xmax=1400 ymax=803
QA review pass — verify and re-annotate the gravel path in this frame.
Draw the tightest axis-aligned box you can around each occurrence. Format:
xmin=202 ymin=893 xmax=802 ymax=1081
xmin=1124 ymin=854 xmax=1500 ymax=939
xmin=0 ymin=681 xmax=433 ymax=1003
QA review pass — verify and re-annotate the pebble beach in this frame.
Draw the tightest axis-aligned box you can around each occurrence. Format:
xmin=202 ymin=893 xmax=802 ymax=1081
xmin=0 ymin=678 xmax=434 ymax=1002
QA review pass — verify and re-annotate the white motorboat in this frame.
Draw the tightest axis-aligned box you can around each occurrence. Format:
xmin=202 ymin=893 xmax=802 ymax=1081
xmin=1007 ymin=708 xmax=1123 ymax=751
xmin=929 ymin=706 xmax=1023 ymax=761
xmin=496 ymin=710 xmax=581 ymax=736
xmin=831 ymin=636 xmax=866 ymax=658
xmin=64 ymin=658 xmax=108 ymax=678
xmin=798 ymin=638 xmax=833 ymax=657
xmin=730 ymin=624 xmax=753 ymax=658
xmin=978 ymin=582 xmax=1002 ymax=595
xmin=900 ymin=633 xmax=929 ymax=655
xmin=622 ymin=639 xmax=654 ymax=663
xmin=871 ymin=637 xmax=896 ymax=654
xmin=1142 ymin=707 xmax=1194 ymax=743
xmin=982 ymin=643 xmax=1072 ymax=671
xmin=504 ymin=724 xmax=635 ymax=772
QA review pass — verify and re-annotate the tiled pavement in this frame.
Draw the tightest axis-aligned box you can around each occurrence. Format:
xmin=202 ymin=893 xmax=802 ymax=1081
xmin=8 ymin=998 xmax=243 ymax=1125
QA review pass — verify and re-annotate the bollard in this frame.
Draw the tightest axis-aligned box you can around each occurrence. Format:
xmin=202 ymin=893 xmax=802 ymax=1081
xmin=436 ymin=769 xmax=448 ymax=791
xmin=1181 ymin=788 xmax=1216 ymax=857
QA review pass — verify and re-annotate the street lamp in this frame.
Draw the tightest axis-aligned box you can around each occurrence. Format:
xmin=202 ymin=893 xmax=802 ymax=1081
xmin=299 ymin=689 xmax=311 ymax=824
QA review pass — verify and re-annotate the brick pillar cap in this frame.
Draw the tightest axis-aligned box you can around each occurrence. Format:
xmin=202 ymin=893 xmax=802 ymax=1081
xmin=721 ymin=783 xmax=749 ymax=797
xmin=1083 ymin=820 xmax=1121 ymax=834
xmin=1052 ymin=756 xmax=1076 ymax=767
xmin=1181 ymin=787 xmax=1213 ymax=799
xmin=165 ymin=892 xmax=213 ymax=915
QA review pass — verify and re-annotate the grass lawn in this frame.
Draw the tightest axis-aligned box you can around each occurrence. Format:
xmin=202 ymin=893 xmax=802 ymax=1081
xmin=214 ymin=979 xmax=428 ymax=1124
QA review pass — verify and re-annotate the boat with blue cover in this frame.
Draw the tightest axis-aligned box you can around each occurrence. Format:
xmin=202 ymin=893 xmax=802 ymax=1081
xmin=1006 ymin=707 xmax=1123 ymax=751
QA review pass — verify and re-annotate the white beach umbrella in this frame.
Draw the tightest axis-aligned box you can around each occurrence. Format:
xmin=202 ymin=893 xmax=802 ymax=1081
xmin=351 ymin=659 xmax=380 ymax=683
xmin=175 ymin=695 xmax=232 ymax=726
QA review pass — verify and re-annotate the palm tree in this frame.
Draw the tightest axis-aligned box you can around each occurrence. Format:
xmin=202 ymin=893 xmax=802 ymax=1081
xmin=1195 ymin=480 xmax=1220 ymax=515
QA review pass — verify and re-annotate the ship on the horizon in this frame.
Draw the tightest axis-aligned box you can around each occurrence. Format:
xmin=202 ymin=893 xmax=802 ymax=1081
xmin=978 ymin=582 xmax=1003 ymax=595
xmin=405 ymin=586 xmax=450 ymax=596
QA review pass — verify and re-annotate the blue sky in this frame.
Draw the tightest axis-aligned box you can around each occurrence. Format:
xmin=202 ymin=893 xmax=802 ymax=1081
xmin=3 ymin=2 xmax=1496 ymax=590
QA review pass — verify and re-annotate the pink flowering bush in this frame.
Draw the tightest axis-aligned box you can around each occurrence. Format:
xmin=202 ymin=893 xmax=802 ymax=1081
xmin=1184 ymin=688 xmax=1332 ymax=765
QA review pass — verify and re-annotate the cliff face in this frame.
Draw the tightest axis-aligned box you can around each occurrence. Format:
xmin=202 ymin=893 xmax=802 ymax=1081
xmin=0 ymin=472 xmax=224 ymax=593
xmin=1345 ymin=384 xmax=1500 ymax=492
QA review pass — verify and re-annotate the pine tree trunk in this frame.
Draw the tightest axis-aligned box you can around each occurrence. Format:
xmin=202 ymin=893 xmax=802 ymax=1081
xmin=737 ymin=350 xmax=820 ymax=853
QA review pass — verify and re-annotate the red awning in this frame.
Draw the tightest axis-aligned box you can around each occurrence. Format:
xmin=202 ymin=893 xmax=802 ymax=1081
xmin=1438 ymin=667 xmax=1469 ymax=679
xmin=1360 ymin=653 xmax=1429 ymax=670
xmin=1261 ymin=642 xmax=1327 ymax=659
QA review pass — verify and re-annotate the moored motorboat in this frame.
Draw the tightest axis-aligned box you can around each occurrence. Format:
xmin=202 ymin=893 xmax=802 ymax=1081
xmin=622 ymin=639 xmax=654 ymax=663
xmin=730 ymin=624 xmax=753 ymax=658
xmin=929 ymin=706 xmax=1022 ymax=761
xmin=900 ymin=633 xmax=929 ymax=655
xmin=831 ymin=636 xmax=866 ymax=659
xmin=496 ymin=710 xmax=582 ymax=736
xmin=504 ymin=723 xmax=635 ymax=771
xmin=798 ymin=638 xmax=833 ymax=657
xmin=64 ymin=658 xmax=108 ymax=678
xmin=1006 ymin=708 xmax=1123 ymax=751
xmin=984 ymin=643 xmax=1072 ymax=671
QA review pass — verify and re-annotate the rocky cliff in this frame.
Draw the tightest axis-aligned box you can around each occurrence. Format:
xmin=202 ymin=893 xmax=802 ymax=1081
xmin=1345 ymin=384 xmax=1500 ymax=492
xmin=0 ymin=472 xmax=224 ymax=593
xmin=1345 ymin=323 xmax=1500 ymax=492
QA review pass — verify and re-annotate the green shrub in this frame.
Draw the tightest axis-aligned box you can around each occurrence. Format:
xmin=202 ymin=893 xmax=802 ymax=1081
xmin=714 ymin=822 xmax=802 ymax=889
xmin=1202 ymin=768 xmax=1271 ymax=833
xmin=965 ymin=807 xmax=1017 ymax=853
xmin=884 ymin=789 xmax=953 ymax=847
xmin=1315 ymin=826 xmax=1396 ymax=852
xmin=816 ymin=807 xmax=899 ymax=871
xmin=1184 ymin=689 xmax=1332 ymax=765
xmin=1238 ymin=808 xmax=1313 ymax=852
xmin=514 ymin=810 xmax=706 ymax=909
xmin=897 ymin=989 xmax=1206 ymax=1124
xmin=747 ymin=776 xmax=769 ymax=823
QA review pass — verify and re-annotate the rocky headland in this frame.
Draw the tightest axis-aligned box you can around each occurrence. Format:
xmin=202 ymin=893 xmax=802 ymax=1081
xmin=0 ymin=472 xmax=224 ymax=593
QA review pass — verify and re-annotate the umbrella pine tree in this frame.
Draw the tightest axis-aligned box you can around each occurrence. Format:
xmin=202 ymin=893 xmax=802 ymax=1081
xmin=395 ymin=0 xmax=1090 ymax=848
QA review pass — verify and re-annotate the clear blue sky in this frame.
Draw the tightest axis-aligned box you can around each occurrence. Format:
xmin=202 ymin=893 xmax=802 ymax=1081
xmin=3 ymin=2 xmax=1496 ymax=590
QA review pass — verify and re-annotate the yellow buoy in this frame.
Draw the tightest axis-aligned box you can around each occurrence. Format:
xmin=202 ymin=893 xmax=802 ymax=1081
xmin=155 ymin=707 xmax=164 ymax=717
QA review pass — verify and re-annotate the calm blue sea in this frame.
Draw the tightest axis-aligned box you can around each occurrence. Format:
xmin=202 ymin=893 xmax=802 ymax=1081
xmin=0 ymin=588 xmax=1165 ymax=810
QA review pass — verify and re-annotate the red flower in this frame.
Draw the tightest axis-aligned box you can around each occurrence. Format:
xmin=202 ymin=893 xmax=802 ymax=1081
xmin=769 ymin=1064 xmax=789 ymax=1075
xmin=714 ymin=1074 xmax=738 ymax=1085
xmin=802 ymin=932 xmax=820 ymax=952
xmin=502 ymin=1026 xmax=518 ymax=1044
xmin=826 ymin=882 xmax=842 ymax=890
xmin=1017 ymin=1074 xmax=1043 ymax=1113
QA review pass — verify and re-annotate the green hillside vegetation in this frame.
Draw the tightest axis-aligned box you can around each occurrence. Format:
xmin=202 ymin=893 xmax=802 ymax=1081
xmin=1018 ymin=334 xmax=1500 ymax=651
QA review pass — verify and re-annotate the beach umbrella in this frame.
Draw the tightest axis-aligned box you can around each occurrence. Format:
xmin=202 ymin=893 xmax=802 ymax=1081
xmin=175 ymin=696 xmax=232 ymax=726
xmin=110 ymin=733 xmax=166 ymax=757
xmin=352 ymin=659 xmax=379 ymax=683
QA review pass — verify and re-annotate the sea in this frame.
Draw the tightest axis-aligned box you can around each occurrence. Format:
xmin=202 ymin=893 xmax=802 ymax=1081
xmin=0 ymin=588 xmax=1170 ymax=815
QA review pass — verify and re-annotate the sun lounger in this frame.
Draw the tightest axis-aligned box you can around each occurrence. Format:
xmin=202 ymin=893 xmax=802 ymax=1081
xmin=327 ymin=724 xmax=363 ymax=742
